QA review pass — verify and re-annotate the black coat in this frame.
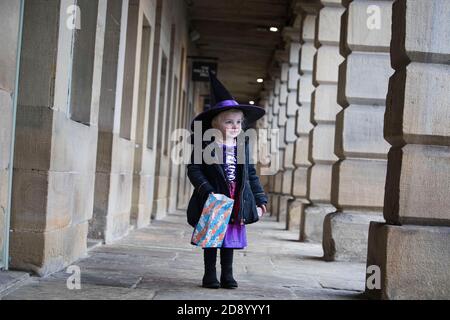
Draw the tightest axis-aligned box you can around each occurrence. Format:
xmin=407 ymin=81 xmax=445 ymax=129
xmin=186 ymin=136 xmax=268 ymax=228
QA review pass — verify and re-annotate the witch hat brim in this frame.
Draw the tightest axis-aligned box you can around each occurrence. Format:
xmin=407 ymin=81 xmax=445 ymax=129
xmin=190 ymin=71 xmax=265 ymax=131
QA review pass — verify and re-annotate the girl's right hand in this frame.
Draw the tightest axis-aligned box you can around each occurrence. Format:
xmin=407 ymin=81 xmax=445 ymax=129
xmin=257 ymin=206 xmax=263 ymax=217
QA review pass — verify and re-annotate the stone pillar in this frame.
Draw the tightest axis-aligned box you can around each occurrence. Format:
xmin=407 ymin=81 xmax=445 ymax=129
xmin=175 ymin=83 xmax=190 ymax=211
xmin=264 ymin=84 xmax=274 ymax=216
xmin=10 ymin=0 xmax=106 ymax=275
xmin=366 ymin=0 xmax=450 ymax=299
xmin=323 ymin=0 xmax=393 ymax=262
xmin=174 ymin=65 xmax=190 ymax=211
xmin=282 ymin=25 xmax=301 ymax=231
xmin=276 ymin=51 xmax=291 ymax=225
xmin=91 ymin=0 xmax=138 ymax=244
xmin=264 ymin=87 xmax=276 ymax=216
xmin=167 ymin=15 xmax=188 ymax=215
xmin=0 ymin=0 xmax=22 ymax=269
xmin=268 ymin=76 xmax=283 ymax=220
xmin=130 ymin=2 xmax=157 ymax=228
xmin=304 ymin=1 xmax=344 ymax=244
xmin=178 ymin=75 xmax=198 ymax=210
xmin=150 ymin=0 xmax=173 ymax=220
xmin=170 ymin=74 xmax=188 ymax=214
xmin=294 ymin=12 xmax=318 ymax=242
xmin=256 ymin=92 xmax=271 ymax=197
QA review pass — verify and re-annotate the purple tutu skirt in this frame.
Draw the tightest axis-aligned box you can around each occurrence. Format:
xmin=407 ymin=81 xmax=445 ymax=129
xmin=222 ymin=181 xmax=247 ymax=249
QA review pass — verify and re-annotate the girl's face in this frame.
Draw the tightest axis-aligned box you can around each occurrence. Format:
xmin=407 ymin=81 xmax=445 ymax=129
xmin=212 ymin=110 xmax=244 ymax=140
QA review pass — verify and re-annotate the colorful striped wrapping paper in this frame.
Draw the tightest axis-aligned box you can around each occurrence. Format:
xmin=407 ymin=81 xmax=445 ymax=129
xmin=191 ymin=193 xmax=234 ymax=248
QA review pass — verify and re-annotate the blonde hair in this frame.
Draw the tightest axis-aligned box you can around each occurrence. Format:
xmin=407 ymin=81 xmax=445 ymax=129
xmin=211 ymin=109 xmax=245 ymax=129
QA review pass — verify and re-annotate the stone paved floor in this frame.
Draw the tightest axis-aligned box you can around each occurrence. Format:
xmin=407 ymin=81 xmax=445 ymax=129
xmin=0 ymin=211 xmax=367 ymax=300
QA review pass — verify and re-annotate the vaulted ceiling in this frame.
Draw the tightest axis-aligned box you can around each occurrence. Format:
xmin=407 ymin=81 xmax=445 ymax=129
xmin=186 ymin=0 xmax=293 ymax=104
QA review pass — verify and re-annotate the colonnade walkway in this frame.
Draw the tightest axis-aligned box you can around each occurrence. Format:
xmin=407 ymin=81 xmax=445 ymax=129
xmin=1 ymin=210 xmax=367 ymax=300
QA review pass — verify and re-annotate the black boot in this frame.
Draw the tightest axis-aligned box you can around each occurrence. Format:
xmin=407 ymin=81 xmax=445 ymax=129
xmin=202 ymin=248 xmax=220 ymax=289
xmin=220 ymin=248 xmax=238 ymax=289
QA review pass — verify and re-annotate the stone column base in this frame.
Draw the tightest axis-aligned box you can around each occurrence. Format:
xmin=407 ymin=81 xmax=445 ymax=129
xmin=266 ymin=194 xmax=273 ymax=214
xmin=151 ymin=197 xmax=169 ymax=220
xmin=167 ymin=195 xmax=177 ymax=214
xmin=131 ymin=174 xmax=153 ymax=229
xmin=278 ymin=195 xmax=292 ymax=225
xmin=366 ymin=222 xmax=450 ymax=300
xmin=104 ymin=211 xmax=131 ymax=244
xmin=10 ymin=222 xmax=88 ymax=276
xmin=323 ymin=211 xmax=384 ymax=262
xmin=301 ymin=205 xmax=334 ymax=243
xmin=269 ymin=194 xmax=280 ymax=219
xmin=286 ymin=199 xmax=308 ymax=233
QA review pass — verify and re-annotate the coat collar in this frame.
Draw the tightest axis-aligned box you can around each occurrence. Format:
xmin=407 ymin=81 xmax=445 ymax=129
xmin=202 ymin=135 xmax=248 ymax=182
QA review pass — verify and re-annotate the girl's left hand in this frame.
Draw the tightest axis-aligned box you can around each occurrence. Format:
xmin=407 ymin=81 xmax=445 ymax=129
xmin=261 ymin=204 xmax=267 ymax=214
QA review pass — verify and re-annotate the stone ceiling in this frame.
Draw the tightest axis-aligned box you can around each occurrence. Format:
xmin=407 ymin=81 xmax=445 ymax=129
xmin=186 ymin=0 xmax=293 ymax=104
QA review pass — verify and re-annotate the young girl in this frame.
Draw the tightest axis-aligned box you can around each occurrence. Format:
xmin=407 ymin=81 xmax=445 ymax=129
xmin=187 ymin=72 xmax=268 ymax=289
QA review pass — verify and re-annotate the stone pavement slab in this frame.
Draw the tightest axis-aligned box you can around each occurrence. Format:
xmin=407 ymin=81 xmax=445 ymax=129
xmin=0 ymin=211 xmax=367 ymax=300
xmin=0 ymin=270 xmax=30 ymax=296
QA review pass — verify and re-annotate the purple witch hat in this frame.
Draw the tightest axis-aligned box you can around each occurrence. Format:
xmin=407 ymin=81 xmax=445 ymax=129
xmin=190 ymin=71 xmax=265 ymax=131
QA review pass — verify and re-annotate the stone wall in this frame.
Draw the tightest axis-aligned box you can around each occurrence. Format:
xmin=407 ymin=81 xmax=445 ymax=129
xmin=6 ymin=0 xmax=194 ymax=275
